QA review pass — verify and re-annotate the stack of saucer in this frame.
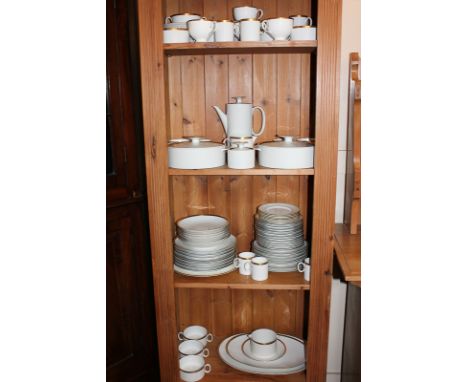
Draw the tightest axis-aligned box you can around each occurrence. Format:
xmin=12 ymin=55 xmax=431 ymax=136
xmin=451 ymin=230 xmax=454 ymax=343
xmin=253 ymin=203 xmax=308 ymax=272
xmin=174 ymin=215 xmax=237 ymax=277
xmin=218 ymin=328 xmax=305 ymax=375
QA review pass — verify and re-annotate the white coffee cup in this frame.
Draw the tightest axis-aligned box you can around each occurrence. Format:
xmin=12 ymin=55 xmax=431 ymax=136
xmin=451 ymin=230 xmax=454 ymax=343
xmin=297 ymin=257 xmax=311 ymax=281
xmin=291 ymin=26 xmax=316 ymax=41
xmin=233 ymin=6 xmax=263 ymax=21
xmin=178 ymin=325 xmax=214 ymax=347
xmin=228 ymin=144 xmax=255 ymax=169
xmin=234 ymin=252 xmax=255 ymax=275
xmin=248 ymin=328 xmax=278 ymax=359
xmin=166 ymin=13 xmax=201 ymax=24
xmin=188 ymin=18 xmax=216 ymax=42
xmin=240 ymin=19 xmax=260 ymax=41
xmin=261 ymin=18 xmax=293 ymax=41
xmin=215 ymin=20 xmax=236 ymax=42
xmin=163 ymin=28 xmax=190 ymax=43
xmin=244 ymin=256 xmax=268 ymax=281
xmin=179 ymin=340 xmax=210 ymax=358
xmin=179 ymin=355 xmax=211 ymax=382
xmin=289 ymin=15 xmax=313 ymax=26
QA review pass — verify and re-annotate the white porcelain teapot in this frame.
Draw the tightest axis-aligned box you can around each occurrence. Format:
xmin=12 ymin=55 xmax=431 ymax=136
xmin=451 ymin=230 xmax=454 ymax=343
xmin=213 ymin=96 xmax=266 ymax=140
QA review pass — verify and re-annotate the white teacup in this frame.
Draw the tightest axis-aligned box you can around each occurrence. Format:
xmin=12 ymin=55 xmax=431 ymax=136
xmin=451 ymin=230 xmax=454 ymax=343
xmin=233 ymin=252 xmax=255 ymax=275
xmin=179 ymin=340 xmax=210 ymax=358
xmin=291 ymin=26 xmax=316 ymax=41
xmin=233 ymin=6 xmax=263 ymax=21
xmin=188 ymin=18 xmax=216 ymax=42
xmin=163 ymin=28 xmax=190 ymax=43
xmin=178 ymin=325 xmax=214 ymax=347
xmin=179 ymin=355 xmax=211 ymax=382
xmin=261 ymin=18 xmax=293 ymax=41
xmin=297 ymin=257 xmax=311 ymax=281
xmin=245 ymin=256 xmax=268 ymax=281
xmin=289 ymin=15 xmax=313 ymax=26
xmin=248 ymin=328 xmax=278 ymax=359
xmin=215 ymin=20 xmax=236 ymax=42
xmin=166 ymin=13 xmax=201 ymax=24
xmin=240 ymin=19 xmax=260 ymax=41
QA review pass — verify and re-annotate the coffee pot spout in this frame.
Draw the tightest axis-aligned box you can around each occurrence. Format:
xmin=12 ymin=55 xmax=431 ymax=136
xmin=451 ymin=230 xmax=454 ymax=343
xmin=213 ymin=106 xmax=228 ymax=135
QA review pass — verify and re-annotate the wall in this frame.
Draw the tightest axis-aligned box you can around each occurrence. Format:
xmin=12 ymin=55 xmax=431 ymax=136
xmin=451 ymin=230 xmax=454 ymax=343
xmin=327 ymin=1 xmax=361 ymax=381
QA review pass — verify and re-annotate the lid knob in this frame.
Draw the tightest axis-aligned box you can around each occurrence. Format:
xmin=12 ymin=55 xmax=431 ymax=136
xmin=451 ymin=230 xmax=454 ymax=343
xmin=282 ymin=136 xmax=294 ymax=143
xmin=232 ymin=96 xmax=246 ymax=103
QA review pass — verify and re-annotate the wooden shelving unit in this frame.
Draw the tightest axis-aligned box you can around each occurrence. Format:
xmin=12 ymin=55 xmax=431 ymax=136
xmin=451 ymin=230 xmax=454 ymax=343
xmin=164 ymin=40 xmax=317 ymax=55
xmin=168 ymin=165 xmax=315 ymax=176
xmin=334 ymin=224 xmax=361 ymax=284
xmin=174 ymin=271 xmax=310 ymax=290
xmin=137 ymin=1 xmax=342 ymax=381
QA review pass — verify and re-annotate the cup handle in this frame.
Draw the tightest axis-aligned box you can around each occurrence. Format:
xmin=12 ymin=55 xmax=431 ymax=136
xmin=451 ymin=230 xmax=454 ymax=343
xmin=307 ymin=17 xmax=313 ymax=26
xmin=165 ymin=16 xmax=172 ymax=23
xmin=177 ymin=332 xmax=185 ymax=340
xmin=203 ymin=348 xmax=210 ymax=357
xmin=242 ymin=262 xmax=251 ymax=273
xmin=233 ymin=23 xmax=239 ymax=37
xmin=233 ymin=258 xmax=240 ymax=268
xmin=257 ymin=9 xmax=263 ymax=19
xmin=261 ymin=20 xmax=268 ymax=32
xmin=297 ymin=262 xmax=305 ymax=272
xmin=204 ymin=364 xmax=212 ymax=374
xmin=206 ymin=333 xmax=214 ymax=343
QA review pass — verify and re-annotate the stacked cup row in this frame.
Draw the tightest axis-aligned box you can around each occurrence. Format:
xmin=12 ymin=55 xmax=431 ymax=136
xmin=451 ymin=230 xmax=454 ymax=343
xmin=174 ymin=215 xmax=237 ymax=276
xmin=253 ymin=203 xmax=308 ymax=272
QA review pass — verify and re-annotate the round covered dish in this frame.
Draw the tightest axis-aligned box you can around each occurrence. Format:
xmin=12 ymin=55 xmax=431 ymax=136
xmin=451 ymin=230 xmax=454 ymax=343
xmin=257 ymin=136 xmax=314 ymax=169
xmin=168 ymin=137 xmax=226 ymax=169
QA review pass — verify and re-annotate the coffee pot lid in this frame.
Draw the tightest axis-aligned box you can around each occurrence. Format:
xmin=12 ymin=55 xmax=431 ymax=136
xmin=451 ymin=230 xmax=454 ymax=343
xmin=229 ymin=96 xmax=250 ymax=104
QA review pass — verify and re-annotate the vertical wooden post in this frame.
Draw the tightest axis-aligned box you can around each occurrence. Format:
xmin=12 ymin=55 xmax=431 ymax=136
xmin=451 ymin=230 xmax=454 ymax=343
xmin=307 ymin=0 xmax=343 ymax=381
xmin=137 ymin=0 xmax=178 ymax=380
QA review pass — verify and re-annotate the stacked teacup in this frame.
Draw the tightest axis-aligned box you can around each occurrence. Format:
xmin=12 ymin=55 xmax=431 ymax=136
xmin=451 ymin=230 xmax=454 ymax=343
xmin=163 ymin=13 xmax=200 ymax=43
xmin=233 ymin=6 xmax=263 ymax=41
xmin=178 ymin=325 xmax=213 ymax=381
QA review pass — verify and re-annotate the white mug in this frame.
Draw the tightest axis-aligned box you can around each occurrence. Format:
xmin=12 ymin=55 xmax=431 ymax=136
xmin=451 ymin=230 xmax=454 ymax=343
xmin=244 ymin=256 xmax=268 ymax=281
xmin=215 ymin=20 xmax=236 ymax=42
xmin=178 ymin=340 xmax=210 ymax=358
xmin=297 ymin=257 xmax=310 ymax=281
xmin=240 ymin=19 xmax=260 ymax=41
xmin=233 ymin=251 xmax=255 ymax=275
xmin=261 ymin=18 xmax=293 ymax=41
xmin=233 ymin=6 xmax=263 ymax=21
xmin=248 ymin=328 xmax=278 ymax=359
xmin=163 ymin=28 xmax=190 ymax=43
xmin=289 ymin=15 xmax=313 ymax=26
xmin=228 ymin=144 xmax=255 ymax=169
xmin=178 ymin=325 xmax=214 ymax=347
xmin=179 ymin=355 xmax=211 ymax=382
xmin=291 ymin=26 xmax=316 ymax=41
xmin=188 ymin=18 xmax=216 ymax=42
xmin=166 ymin=13 xmax=201 ymax=24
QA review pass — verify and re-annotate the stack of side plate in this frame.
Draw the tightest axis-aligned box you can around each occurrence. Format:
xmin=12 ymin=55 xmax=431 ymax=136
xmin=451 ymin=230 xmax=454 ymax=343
xmin=253 ymin=203 xmax=308 ymax=272
xmin=174 ymin=215 xmax=236 ymax=277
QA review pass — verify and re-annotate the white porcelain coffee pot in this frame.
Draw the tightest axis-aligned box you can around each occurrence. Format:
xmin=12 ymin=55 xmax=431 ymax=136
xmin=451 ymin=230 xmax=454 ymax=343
xmin=213 ymin=96 xmax=266 ymax=140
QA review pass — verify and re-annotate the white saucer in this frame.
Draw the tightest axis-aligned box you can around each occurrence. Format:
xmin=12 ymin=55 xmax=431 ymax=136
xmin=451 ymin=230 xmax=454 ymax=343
xmin=174 ymin=264 xmax=236 ymax=277
xmin=241 ymin=338 xmax=287 ymax=361
xmin=218 ymin=333 xmax=305 ymax=375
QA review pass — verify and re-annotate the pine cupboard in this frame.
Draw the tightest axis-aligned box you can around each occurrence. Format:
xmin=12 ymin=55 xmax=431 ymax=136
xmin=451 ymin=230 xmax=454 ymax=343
xmin=137 ymin=0 xmax=342 ymax=381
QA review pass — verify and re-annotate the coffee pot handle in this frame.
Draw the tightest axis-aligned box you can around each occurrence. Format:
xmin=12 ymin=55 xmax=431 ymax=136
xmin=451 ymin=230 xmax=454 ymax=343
xmin=252 ymin=106 xmax=266 ymax=137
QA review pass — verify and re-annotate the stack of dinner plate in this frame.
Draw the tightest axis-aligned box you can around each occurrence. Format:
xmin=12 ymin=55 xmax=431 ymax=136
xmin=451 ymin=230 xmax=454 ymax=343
xmin=174 ymin=215 xmax=237 ymax=277
xmin=253 ymin=203 xmax=308 ymax=272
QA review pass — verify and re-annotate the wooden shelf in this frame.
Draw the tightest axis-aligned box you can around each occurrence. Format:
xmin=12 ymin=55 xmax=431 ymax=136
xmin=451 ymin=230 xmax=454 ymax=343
xmin=202 ymin=336 xmax=306 ymax=381
xmin=334 ymin=224 xmax=361 ymax=284
xmin=174 ymin=271 xmax=310 ymax=290
xmin=168 ymin=165 xmax=315 ymax=176
xmin=164 ymin=40 xmax=317 ymax=55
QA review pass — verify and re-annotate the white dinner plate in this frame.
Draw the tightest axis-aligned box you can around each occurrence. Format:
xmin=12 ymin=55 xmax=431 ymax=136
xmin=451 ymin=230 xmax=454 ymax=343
xmin=174 ymin=264 xmax=236 ymax=277
xmin=218 ymin=333 xmax=305 ymax=375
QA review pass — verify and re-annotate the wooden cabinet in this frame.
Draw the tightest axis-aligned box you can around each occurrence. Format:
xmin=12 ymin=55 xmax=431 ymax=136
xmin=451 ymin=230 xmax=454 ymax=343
xmin=137 ymin=0 xmax=342 ymax=381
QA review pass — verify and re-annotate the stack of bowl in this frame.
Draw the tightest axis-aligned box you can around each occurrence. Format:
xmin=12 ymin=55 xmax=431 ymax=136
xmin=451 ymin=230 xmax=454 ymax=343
xmin=174 ymin=215 xmax=237 ymax=276
xmin=252 ymin=203 xmax=308 ymax=272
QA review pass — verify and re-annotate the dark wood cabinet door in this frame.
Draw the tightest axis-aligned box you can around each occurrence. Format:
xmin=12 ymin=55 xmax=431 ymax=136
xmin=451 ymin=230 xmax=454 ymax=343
xmin=107 ymin=204 xmax=158 ymax=381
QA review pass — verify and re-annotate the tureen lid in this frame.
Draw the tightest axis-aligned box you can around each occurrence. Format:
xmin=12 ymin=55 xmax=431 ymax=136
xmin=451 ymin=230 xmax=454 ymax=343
xmin=259 ymin=136 xmax=313 ymax=148
xmin=169 ymin=137 xmax=225 ymax=148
